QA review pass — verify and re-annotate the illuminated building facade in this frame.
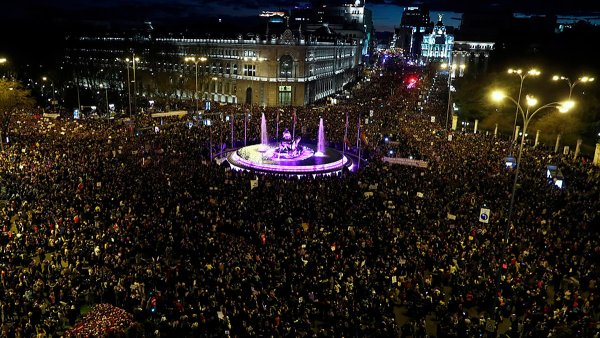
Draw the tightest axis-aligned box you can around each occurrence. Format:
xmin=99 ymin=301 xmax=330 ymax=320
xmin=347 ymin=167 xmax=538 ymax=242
xmin=65 ymin=27 xmax=361 ymax=107
xmin=451 ymin=41 xmax=495 ymax=74
xmin=421 ymin=15 xmax=454 ymax=62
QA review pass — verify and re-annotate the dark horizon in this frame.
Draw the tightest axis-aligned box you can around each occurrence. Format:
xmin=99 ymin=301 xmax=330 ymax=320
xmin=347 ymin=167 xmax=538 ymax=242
xmin=5 ymin=0 xmax=600 ymax=29
xmin=2 ymin=0 xmax=600 ymax=68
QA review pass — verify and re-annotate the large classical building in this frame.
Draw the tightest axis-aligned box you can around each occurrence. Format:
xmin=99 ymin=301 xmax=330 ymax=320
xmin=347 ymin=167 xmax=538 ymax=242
xmin=391 ymin=7 xmax=494 ymax=70
xmin=65 ymin=23 xmax=362 ymax=108
xmin=421 ymin=15 xmax=454 ymax=62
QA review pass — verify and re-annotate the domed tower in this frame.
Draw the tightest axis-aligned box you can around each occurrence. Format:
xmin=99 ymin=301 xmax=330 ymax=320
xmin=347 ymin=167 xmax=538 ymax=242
xmin=421 ymin=13 xmax=454 ymax=62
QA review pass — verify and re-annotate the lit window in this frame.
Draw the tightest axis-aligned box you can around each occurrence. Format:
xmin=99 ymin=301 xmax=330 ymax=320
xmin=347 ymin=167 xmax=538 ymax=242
xmin=279 ymin=55 xmax=293 ymax=77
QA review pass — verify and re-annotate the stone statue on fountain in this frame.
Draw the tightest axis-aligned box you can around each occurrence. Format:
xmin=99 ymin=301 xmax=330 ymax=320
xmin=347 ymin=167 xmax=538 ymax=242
xmin=275 ymin=128 xmax=303 ymax=158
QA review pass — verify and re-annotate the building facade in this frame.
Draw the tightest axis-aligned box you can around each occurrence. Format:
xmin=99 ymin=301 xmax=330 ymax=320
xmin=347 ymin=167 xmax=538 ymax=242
xmin=421 ymin=15 xmax=454 ymax=62
xmin=392 ymin=6 xmax=431 ymax=56
xmin=451 ymin=41 xmax=494 ymax=74
xmin=290 ymin=0 xmax=374 ymax=60
xmin=65 ymin=27 xmax=361 ymax=108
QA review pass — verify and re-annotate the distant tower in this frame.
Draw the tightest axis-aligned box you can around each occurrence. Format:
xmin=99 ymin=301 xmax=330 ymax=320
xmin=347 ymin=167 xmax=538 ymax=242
xmin=421 ymin=14 xmax=454 ymax=62
xmin=393 ymin=6 xmax=430 ymax=56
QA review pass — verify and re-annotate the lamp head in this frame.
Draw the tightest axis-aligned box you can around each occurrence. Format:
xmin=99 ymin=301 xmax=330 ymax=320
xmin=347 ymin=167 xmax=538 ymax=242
xmin=558 ymin=100 xmax=575 ymax=113
xmin=552 ymin=75 xmax=560 ymax=81
xmin=491 ymin=90 xmax=505 ymax=102
xmin=525 ymin=95 xmax=538 ymax=107
xmin=200 ymin=57 xmax=207 ymax=62
xmin=528 ymin=69 xmax=540 ymax=76
xmin=42 ymin=77 xmax=48 ymax=81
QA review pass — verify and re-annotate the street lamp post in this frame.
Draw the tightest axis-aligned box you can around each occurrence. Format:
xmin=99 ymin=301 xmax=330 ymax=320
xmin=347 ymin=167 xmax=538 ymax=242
xmin=490 ymin=90 xmax=574 ymax=248
xmin=441 ymin=63 xmax=465 ymax=130
xmin=74 ymin=74 xmax=81 ymax=113
xmin=185 ymin=56 xmax=207 ymax=114
xmin=507 ymin=68 xmax=540 ymax=141
xmin=0 ymin=58 xmax=7 ymax=78
xmin=551 ymin=74 xmax=593 ymax=152
xmin=125 ymin=59 xmax=132 ymax=117
xmin=552 ymin=74 xmax=595 ymax=100
xmin=119 ymin=57 xmax=139 ymax=117
xmin=131 ymin=54 xmax=138 ymax=116
xmin=99 ymin=84 xmax=109 ymax=119
xmin=42 ymin=76 xmax=56 ymax=107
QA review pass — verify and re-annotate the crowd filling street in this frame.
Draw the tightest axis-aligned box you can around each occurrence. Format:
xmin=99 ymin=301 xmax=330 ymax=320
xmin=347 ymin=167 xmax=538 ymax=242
xmin=0 ymin=57 xmax=599 ymax=337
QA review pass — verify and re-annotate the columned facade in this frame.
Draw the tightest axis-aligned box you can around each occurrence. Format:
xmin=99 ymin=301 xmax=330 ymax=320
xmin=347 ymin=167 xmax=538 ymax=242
xmin=65 ymin=29 xmax=361 ymax=108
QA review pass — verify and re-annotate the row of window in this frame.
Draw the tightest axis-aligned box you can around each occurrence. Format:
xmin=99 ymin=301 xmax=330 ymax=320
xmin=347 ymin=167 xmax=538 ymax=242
xmin=71 ymin=52 xmax=357 ymax=81
xmin=203 ymin=49 xmax=258 ymax=58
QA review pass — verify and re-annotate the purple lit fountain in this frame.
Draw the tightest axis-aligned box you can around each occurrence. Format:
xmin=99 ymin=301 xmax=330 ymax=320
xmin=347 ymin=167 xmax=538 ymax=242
xmin=227 ymin=116 xmax=351 ymax=176
xmin=315 ymin=117 xmax=326 ymax=157
xmin=258 ymin=113 xmax=269 ymax=152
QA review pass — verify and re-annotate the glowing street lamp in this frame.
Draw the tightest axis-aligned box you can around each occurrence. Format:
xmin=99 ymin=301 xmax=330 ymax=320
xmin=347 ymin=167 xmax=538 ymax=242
xmin=0 ymin=58 xmax=7 ymax=75
xmin=552 ymin=74 xmax=594 ymax=100
xmin=118 ymin=56 xmax=140 ymax=117
xmin=99 ymin=84 xmax=109 ymax=118
xmin=42 ymin=76 xmax=56 ymax=106
xmin=184 ymin=56 xmax=207 ymax=113
xmin=440 ymin=63 xmax=466 ymax=130
xmin=507 ymin=68 xmax=540 ymax=141
xmin=490 ymin=89 xmax=574 ymax=247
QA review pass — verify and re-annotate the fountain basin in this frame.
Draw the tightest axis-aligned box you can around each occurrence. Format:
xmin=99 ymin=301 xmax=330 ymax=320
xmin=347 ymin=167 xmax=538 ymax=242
xmin=227 ymin=144 xmax=351 ymax=175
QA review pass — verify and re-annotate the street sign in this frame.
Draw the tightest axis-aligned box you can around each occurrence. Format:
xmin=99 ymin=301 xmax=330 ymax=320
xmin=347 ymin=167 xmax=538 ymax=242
xmin=479 ymin=208 xmax=490 ymax=223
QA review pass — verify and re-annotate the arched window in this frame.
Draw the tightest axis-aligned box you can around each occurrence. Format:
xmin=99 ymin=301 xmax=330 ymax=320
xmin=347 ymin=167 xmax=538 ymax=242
xmin=279 ymin=55 xmax=293 ymax=78
xmin=246 ymin=87 xmax=252 ymax=104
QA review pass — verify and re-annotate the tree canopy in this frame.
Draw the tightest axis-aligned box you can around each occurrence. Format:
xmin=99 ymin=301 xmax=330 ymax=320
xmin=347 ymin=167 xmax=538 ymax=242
xmin=0 ymin=78 xmax=35 ymax=149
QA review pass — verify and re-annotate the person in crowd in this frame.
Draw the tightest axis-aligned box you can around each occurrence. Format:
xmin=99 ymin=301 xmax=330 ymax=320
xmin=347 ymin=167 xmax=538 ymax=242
xmin=0 ymin=56 xmax=598 ymax=337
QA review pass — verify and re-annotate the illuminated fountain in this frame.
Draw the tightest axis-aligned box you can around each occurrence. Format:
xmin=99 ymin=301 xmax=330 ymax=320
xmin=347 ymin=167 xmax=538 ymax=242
xmin=227 ymin=116 xmax=351 ymax=175
xmin=315 ymin=117 xmax=326 ymax=157
xmin=258 ymin=113 xmax=269 ymax=152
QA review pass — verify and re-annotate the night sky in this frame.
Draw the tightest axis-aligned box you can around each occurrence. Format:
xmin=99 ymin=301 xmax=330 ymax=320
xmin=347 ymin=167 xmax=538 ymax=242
xmin=5 ymin=0 xmax=600 ymax=32
xmin=2 ymin=0 xmax=600 ymax=66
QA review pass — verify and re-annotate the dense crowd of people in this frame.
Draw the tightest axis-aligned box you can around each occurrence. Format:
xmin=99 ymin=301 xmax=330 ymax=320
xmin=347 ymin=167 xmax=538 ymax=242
xmin=0 ymin=57 xmax=598 ymax=337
